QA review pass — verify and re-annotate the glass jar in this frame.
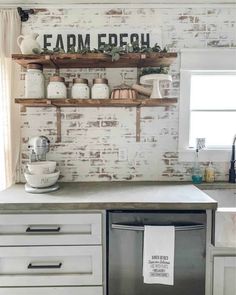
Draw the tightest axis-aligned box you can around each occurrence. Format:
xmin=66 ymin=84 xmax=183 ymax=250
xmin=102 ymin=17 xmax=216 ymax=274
xmin=25 ymin=63 xmax=45 ymax=98
xmin=91 ymin=78 xmax=109 ymax=99
xmin=71 ymin=78 xmax=90 ymax=99
xmin=47 ymin=76 xmax=67 ymax=99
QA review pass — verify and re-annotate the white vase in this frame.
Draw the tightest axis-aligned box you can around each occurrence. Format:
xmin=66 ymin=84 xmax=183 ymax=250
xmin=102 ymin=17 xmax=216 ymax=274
xmin=17 ymin=33 xmax=42 ymax=54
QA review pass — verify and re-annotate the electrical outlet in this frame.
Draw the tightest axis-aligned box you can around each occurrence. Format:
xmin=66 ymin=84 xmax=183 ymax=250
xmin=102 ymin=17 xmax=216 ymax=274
xmin=118 ymin=148 xmax=128 ymax=161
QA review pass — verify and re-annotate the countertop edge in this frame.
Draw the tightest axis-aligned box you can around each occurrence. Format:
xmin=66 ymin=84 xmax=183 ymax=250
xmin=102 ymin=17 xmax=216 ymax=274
xmin=0 ymin=202 xmax=218 ymax=211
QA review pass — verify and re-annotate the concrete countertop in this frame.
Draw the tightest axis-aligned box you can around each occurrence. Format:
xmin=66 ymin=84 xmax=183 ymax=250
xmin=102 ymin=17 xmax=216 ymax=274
xmin=196 ymin=182 xmax=236 ymax=190
xmin=0 ymin=182 xmax=217 ymax=211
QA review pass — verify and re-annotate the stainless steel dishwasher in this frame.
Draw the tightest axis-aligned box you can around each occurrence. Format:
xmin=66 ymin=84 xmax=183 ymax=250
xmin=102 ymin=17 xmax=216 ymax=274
xmin=107 ymin=210 xmax=206 ymax=295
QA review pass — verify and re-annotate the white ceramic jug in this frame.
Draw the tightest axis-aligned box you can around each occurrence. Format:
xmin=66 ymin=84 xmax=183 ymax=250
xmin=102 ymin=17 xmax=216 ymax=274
xmin=17 ymin=33 xmax=41 ymax=54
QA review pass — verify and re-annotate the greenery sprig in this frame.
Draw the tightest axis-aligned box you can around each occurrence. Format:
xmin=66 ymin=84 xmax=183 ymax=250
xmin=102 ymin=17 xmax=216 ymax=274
xmin=141 ymin=66 xmax=169 ymax=75
xmin=39 ymin=41 xmax=168 ymax=62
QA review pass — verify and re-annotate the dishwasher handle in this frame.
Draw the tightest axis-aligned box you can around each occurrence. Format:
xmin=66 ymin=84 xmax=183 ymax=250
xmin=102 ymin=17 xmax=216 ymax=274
xmin=111 ymin=224 xmax=205 ymax=232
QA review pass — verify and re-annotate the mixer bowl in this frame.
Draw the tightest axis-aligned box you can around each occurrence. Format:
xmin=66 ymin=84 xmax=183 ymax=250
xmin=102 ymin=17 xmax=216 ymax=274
xmin=27 ymin=161 xmax=56 ymax=175
xmin=24 ymin=170 xmax=60 ymax=188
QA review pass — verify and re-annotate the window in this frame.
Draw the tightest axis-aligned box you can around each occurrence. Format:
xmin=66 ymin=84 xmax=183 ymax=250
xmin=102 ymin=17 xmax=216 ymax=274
xmin=189 ymin=72 xmax=236 ymax=148
xmin=179 ymin=49 xmax=236 ymax=161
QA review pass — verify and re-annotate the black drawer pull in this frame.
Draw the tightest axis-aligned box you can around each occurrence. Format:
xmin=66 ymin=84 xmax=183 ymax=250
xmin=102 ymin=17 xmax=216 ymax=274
xmin=28 ymin=262 xmax=62 ymax=269
xmin=26 ymin=226 xmax=61 ymax=233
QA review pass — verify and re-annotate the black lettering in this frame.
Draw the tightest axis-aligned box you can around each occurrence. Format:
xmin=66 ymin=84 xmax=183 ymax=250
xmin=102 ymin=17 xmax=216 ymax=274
xmin=130 ymin=33 xmax=139 ymax=44
xmin=108 ymin=34 xmax=118 ymax=47
xmin=141 ymin=33 xmax=150 ymax=47
xmin=55 ymin=34 xmax=64 ymax=50
xmin=78 ymin=34 xmax=90 ymax=50
xmin=67 ymin=34 xmax=76 ymax=49
xmin=98 ymin=34 xmax=106 ymax=48
xmin=120 ymin=33 xmax=128 ymax=47
xmin=43 ymin=34 xmax=52 ymax=49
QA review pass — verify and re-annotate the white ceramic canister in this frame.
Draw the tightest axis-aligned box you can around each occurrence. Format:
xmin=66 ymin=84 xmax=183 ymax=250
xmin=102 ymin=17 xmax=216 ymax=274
xmin=47 ymin=76 xmax=67 ymax=99
xmin=91 ymin=78 xmax=109 ymax=99
xmin=25 ymin=63 xmax=45 ymax=98
xmin=71 ymin=78 xmax=90 ymax=99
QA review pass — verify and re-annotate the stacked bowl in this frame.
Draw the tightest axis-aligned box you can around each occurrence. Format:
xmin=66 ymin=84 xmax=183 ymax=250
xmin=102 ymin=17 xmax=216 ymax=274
xmin=24 ymin=161 xmax=60 ymax=188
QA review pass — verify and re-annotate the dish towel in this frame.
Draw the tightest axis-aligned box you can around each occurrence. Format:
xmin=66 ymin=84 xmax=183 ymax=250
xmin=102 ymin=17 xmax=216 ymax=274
xmin=143 ymin=226 xmax=175 ymax=285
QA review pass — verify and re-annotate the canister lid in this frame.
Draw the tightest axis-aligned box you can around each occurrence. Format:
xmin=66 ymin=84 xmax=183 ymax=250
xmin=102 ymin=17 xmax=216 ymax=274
xmin=93 ymin=78 xmax=108 ymax=85
xmin=73 ymin=78 xmax=88 ymax=84
xmin=27 ymin=63 xmax=43 ymax=70
xmin=49 ymin=76 xmax=65 ymax=83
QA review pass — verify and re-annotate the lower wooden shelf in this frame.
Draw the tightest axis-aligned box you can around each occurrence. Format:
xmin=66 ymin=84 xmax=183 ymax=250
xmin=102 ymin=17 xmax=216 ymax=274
xmin=15 ymin=98 xmax=177 ymax=107
xmin=15 ymin=98 xmax=178 ymax=143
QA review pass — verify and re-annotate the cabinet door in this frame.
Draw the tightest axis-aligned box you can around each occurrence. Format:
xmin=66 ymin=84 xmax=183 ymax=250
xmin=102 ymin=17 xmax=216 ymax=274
xmin=213 ymin=257 xmax=236 ymax=295
xmin=0 ymin=213 xmax=101 ymax=246
xmin=0 ymin=246 xmax=102 ymax=287
xmin=0 ymin=287 xmax=103 ymax=295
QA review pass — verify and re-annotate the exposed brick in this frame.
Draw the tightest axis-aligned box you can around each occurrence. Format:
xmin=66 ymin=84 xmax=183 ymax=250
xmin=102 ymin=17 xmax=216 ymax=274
xmin=66 ymin=114 xmax=83 ymax=120
xmin=18 ymin=6 xmax=235 ymax=183
xmin=34 ymin=9 xmax=50 ymax=15
xmin=99 ymin=174 xmax=112 ymax=180
xmin=101 ymin=121 xmax=119 ymax=127
xmin=89 ymin=151 xmax=101 ymax=158
xmin=86 ymin=121 xmax=100 ymax=128
xmin=106 ymin=9 xmax=122 ymax=15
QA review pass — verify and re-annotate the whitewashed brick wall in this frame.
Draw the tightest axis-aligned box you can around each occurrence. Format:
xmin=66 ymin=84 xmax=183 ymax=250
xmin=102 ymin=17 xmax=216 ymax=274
xmin=18 ymin=5 xmax=236 ymax=182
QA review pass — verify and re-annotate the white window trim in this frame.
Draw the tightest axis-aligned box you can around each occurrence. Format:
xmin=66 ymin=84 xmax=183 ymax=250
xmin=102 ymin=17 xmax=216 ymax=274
xmin=179 ymin=49 xmax=236 ymax=162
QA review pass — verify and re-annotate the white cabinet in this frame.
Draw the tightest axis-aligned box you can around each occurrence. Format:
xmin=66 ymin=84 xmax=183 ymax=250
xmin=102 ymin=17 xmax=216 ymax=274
xmin=203 ymin=189 xmax=236 ymax=295
xmin=214 ymin=212 xmax=236 ymax=248
xmin=0 ymin=287 xmax=103 ymax=295
xmin=0 ymin=213 xmax=101 ymax=245
xmin=213 ymin=256 xmax=236 ymax=295
xmin=0 ymin=212 xmax=103 ymax=294
xmin=0 ymin=245 xmax=102 ymax=286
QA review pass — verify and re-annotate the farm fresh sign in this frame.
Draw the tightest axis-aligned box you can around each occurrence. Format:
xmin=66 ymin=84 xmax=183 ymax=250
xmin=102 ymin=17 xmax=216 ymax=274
xmin=43 ymin=33 xmax=150 ymax=50
xmin=38 ymin=29 xmax=162 ymax=51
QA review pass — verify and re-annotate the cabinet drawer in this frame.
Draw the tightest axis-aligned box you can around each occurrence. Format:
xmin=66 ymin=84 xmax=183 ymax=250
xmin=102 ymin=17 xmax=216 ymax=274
xmin=0 ymin=246 xmax=102 ymax=286
xmin=0 ymin=287 xmax=103 ymax=295
xmin=0 ymin=213 xmax=101 ymax=245
xmin=213 ymin=256 xmax=236 ymax=295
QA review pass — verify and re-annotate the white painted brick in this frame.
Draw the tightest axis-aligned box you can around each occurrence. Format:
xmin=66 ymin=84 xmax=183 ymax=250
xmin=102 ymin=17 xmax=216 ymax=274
xmin=18 ymin=5 xmax=236 ymax=182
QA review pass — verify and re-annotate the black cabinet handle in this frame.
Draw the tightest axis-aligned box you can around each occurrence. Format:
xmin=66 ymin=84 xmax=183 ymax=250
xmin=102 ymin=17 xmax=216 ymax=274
xmin=28 ymin=262 xmax=62 ymax=269
xmin=26 ymin=226 xmax=61 ymax=233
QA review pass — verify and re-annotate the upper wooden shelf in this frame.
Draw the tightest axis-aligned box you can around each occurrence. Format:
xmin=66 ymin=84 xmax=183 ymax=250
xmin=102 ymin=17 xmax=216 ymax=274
xmin=15 ymin=98 xmax=178 ymax=107
xmin=12 ymin=52 xmax=177 ymax=69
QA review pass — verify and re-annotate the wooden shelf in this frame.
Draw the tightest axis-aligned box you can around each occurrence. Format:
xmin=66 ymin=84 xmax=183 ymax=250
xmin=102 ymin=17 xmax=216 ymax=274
xmin=13 ymin=53 xmax=178 ymax=143
xmin=15 ymin=98 xmax=177 ymax=107
xmin=12 ymin=52 xmax=177 ymax=69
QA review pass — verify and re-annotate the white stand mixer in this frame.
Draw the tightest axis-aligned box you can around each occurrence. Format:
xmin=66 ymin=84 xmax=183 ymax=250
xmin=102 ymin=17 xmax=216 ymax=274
xmin=25 ymin=136 xmax=60 ymax=194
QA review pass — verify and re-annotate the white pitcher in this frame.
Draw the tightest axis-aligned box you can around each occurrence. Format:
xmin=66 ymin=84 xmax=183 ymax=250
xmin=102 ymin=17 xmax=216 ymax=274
xmin=17 ymin=33 xmax=41 ymax=54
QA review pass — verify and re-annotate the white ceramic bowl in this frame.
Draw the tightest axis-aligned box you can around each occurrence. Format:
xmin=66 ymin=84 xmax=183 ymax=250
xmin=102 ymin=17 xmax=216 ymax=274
xmin=27 ymin=161 xmax=57 ymax=175
xmin=24 ymin=170 xmax=60 ymax=188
